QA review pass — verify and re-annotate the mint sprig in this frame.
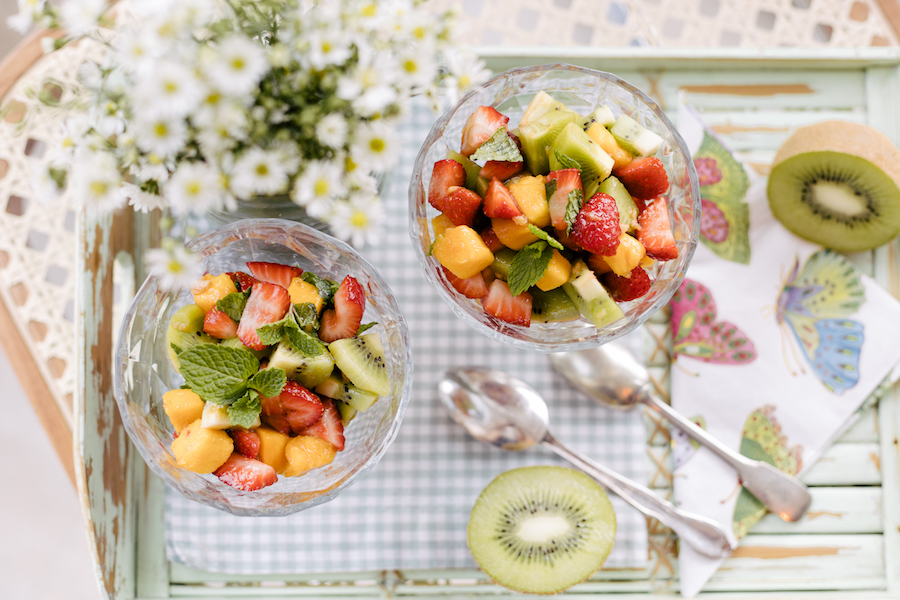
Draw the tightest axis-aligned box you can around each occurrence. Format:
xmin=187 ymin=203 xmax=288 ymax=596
xmin=564 ymin=188 xmax=584 ymax=235
xmin=471 ymin=127 xmax=523 ymax=163
xmin=285 ymin=324 xmax=325 ymax=357
xmin=247 ymin=367 xmax=287 ymax=398
xmin=507 ymin=241 xmax=553 ymax=297
xmin=357 ymin=322 xmax=377 ymax=335
xmin=300 ymin=272 xmax=339 ymax=306
xmin=216 ymin=290 xmax=251 ymax=322
xmin=178 ymin=344 xmax=262 ymax=404
xmin=228 ymin=390 xmax=262 ymax=429
xmin=553 ymin=150 xmax=581 ymax=171
xmin=293 ymin=302 xmax=320 ymax=331
xmin=527 ymin=224 xmax=564 ymax=251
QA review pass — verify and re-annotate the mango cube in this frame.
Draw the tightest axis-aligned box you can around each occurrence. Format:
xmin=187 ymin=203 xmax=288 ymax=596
xmin=602 ymin=233 xmax=646 ymax=277
xmin=431 ymin=214 xmax=455 ymax=238
xmin=284 ymin=435 xmax=337 ymax=477
xmin=507 ymin=175 xmax=550 ymax=228
xmin=163 ymin=389 xmax=204 ymax=434
xmin=191 ymin=273 xmax=237 ymax=313
xmin=491 ymin=217 xmax=540 ymax=250
xmin=288 ymin=277 xmax=324 ymax=313
xmin=170 ymin=419 xmax=233 ymax=473
xmin=586 ymin=123 xmax=633 ymax=171
xmin=536 ymin=249 xmax=572 ymax=292
xmin=432 ymin=225 xmax=495 ymax=279
xmin=257 ymin=425 xmax=291 ymax=475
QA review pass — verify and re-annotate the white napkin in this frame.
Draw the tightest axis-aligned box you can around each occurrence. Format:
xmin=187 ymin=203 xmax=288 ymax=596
xmin=671 ymin=103 xmax=900 ymax=597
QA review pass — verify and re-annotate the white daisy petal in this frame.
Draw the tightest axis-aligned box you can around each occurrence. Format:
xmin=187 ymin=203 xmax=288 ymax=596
xmin=206 ymin=35 xmax=268 ymax=97
xmin=292 ymin=160 xmax=347 ymax=218
xmin=146 ymin=245 xmax=203 ymax=292
xmin=229 ymin=148 xmax=289 ymax=199
xmin=351 ymin=121 xmax=398 ymax=173
xmin=328 ymin=195 xmax=385 ymax=248
xmin=164 ymin=162 xmax=225 ymax=216
xmin=133 ymin=116 xmax=187 ymax=158
xmin=68 ymin=151 xmax=126 ymax=213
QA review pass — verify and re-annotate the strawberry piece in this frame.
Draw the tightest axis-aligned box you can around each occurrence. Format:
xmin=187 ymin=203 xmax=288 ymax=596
xmin=546 ymin=168 xmax=583 ymax=231
xmin=262 ymin=414 xmax=292 ymax=435
xmin=601 ymin=266 xmax=653 ymax=302
xmin=203 ymin=307 xmax=238 ymax=339
xmin=230 ymin=429 xmax=261 ymax=459
xmin=300 ymin=400 xmax=345 ymax=451
xmin=482 ymin=267 xmax=496 ymax=287
xmin=614 ymin=157 xmax=669 ymax=200
xmin=280 ymin=382 xmax=325 ymax=432
xmin=236 ymin=282 xmax=291 ymax=350
xmin=479 ymin=160 xmax=524 ymax=181
xmin=442 ymin=265 xmax=488 ymax=299
xmin=319 ymin=275 xmax=366 ymax=343
xmin=572 ymin=193 xmax=621 ymax=256
xmin=461 ymin=106 xmax=510 ymax=156
xmin=433 ymin=186 xmax=483 ymax=227
xmin=483 ymin=177 xmax=523 ymax=219
xmin=247 ymin=261 xmax=302 ymax=289
xmin=214 ymin=453 xmax=277 ymax=491
xmin=227 ymin=271 xmax=258 ymax=292
xmin=482 ymin=280 xmax=532 ymax=327
xmin=428 ymin=159 xmax=466 ymax=210
xmin=480 ymin=227 xmax=505 ymax=252
xmin=260 ymin=392 xmax=283 ymax=416
xmin=637 ymin=197 xmax=679 ymax=261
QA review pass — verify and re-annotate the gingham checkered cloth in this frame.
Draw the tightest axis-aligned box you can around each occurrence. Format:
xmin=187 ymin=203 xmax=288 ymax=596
xmin=164 ymin=99 xmax=649 ymax=574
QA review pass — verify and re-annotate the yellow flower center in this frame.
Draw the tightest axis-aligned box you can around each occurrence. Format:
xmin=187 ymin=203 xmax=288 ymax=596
xmin=256 ymin=163 xmax=269 ymax=176
xmin=186 ymin=181 xmax=201 ymax=195
xmin=89 ymin=181 xmax=109 ymax=196
xmin=361 ymin=3 xmax=376 ymax=17
xmin=167 ymin=259 xmax=184 ymax=274
xmin=403 ymin=59 xmax=418 ymax=74
xmin=314 ymin=178 xmax=329 ymax=196
xmin=345 ymin=156 xmax=358 ymax=172
xmin=458 ymin=75 xmax=471 ymax=89
xmin=412 ymin=26 xmax=426 ymax=40
xmin=154 ymin=123 xmax=169 ymax=137
xmin=369 ymin=138 xmax=385 ymax=153
xmin=164 ymin=80 xmax=178 ymax=94
xmin=231 ymin=57 xmax=246 ymax=71
xmin=321 ymin=42 xmax=332 ymax=53
xmin=350 ymin=210 xmax=368 ymax=228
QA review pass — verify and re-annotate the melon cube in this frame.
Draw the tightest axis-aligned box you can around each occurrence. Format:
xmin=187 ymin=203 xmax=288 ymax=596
xmin=191 ymin=273 xmax=237 ymax=313
xmin=432 ymin=225 xmax=495 ymax=279
xmin=288 ymin=277 xmax=324 ymax=313
xmin=256 ymin=425 xmax=291 ymax=475
xmin=491 ymin=217 xmax=540 ymax=250
xmin=601 ymin=233 xmax=646 ymax=277
xmin=536 ymin=249 xmax=572 ymax=292
xmin=506 ymin=175 xmax=550 ymax=228
xmin=284 ymin=435 xmax=337 ymax=477
xmin=163 ymin=389 xmax=204 ymax=434
xmin=170 ymin=419 xmax=233 ymax=473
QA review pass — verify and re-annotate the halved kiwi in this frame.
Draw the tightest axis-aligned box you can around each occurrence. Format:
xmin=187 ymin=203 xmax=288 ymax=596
xmin=328 ymin=333 xmax=390 ymax=396
xmin=767 ymin=120 xmax=900 ymax=252
xmin=467 ymin=466 xmax=616 ymax=595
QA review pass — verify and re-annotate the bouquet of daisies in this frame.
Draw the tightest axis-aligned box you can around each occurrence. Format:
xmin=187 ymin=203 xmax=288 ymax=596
xmin=10 ymin=0 xmax=488 ymax=284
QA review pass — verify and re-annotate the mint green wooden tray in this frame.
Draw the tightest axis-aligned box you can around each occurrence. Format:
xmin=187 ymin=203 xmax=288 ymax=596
xmin=77 ymin=48 xmax=900 ymax=598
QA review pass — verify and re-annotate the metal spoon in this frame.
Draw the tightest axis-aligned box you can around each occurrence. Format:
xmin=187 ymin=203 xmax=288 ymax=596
xmin=438 ymin=366 xmax=736 ymax=559
xmin=549 ymin=342 xmax=812 ymax=523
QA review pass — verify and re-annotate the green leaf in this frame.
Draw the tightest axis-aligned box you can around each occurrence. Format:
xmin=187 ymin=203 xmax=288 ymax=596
xmin=216 ymin=291 xmax=250 ymax=322
xmin=471 ymin=127 xmax=523 ymax=163
xmin=564 ymin=188 xmax=584 ymax=235
xmin=357 ymin=322 xmax=377 ymax=335
xmin=293 ymin=302 xmax=320 ymax=331
xmin=300 ymin=272 xmax=339 ymax=306
xmin=247 ymin=367 xmax=287 ymax=398
xmin=526 ymin=224 xmax=565 ymax=251
xmin=553 ymin=150 xmax=580 ymax=171
xmin=228 ymin=390 xmax=262 ymax=430
xmin=178 ymin=345 xmax=259 ymax=404
xmin=171 ymin=343 xmax=183 ymax=356
xmin=285 ymin=324 xmax=325 ymax=357
xmin=256 ymin=315 xmax=291 ymax=346
xmin=545 ymin=179 xmax=558 ymax=199
xmin=507 ymin=241 xmax=552 ymax=297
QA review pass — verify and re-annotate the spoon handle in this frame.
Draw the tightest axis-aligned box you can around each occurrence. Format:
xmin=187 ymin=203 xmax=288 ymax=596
xmin=640 ymin=390 xmax=811 ymax=522
xmin=542 ymin=433 xmax=736 ymax=559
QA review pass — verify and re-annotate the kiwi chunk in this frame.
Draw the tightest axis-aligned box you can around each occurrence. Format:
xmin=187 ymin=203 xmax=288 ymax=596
xmin=315 ymin=374 xmax=379 ymax=412
xmin=166 ymin=304 xmax=217 ymax=373
xmin=329 ymin=333 xmax=390 ymax=396
xmin=335 ymin=400 xmax=357 ymax=425
xmin=447 ymin=149 xmax=482 ymax=191
xmin=467 ymin=466 xmax=616 ymax=595
xmin=268 ymin=338 xmax=335 ymax=388
xmin=562 ymin=260 xmax=624 ymax=328
xmin=549 ymin=122 xmax=614 ymax=190
xmin=531 ymin=288 xmax=581 ymax=323
xmin=579 ymin=105 xmax=616 ymax=130
xmin=609 ymin=114 xmax=663 ymax=157
xmin=767 ymin=121 xmax=900 ymax=252
xmin=598 ymin=176 xmax=639 ymax=232
xmin=221 ymin=336 xmax=270 ymax=361
xmin=518 ymin=101 xmax=580 ymax=176
xmin=490 ymin=248 xmax=517 ymax=281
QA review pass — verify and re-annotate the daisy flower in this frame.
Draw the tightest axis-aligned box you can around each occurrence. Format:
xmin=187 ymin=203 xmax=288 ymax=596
xmin=133 ymin=61 xmax=203 ymax=118
xmin=48 ymin=115 xmax=90 ymax=168
xmin=305 ymin=28 xmax=353 ymax=71
xmin=396 ymin=44 xmax=437 ymax=90
xmin=123 ymin=183 xmax=168 ymax=213
xmin=206 ymin=35 xmax=268 ymax=97
xmin=316 ymin=113 xmax=349 ymax=148
xmin=29 ymin=162 xmax=62 ymax=204
xmin=164 ymin=162 xmax=224 ymax=216
xmin=328 ymin=195 xmax=385 ymax=247
xmin=113 ymin=30 xmax=160 ymax=73
xmin=7 ymin=0 xmax=46 ymax=35
xmin=351 ymin=121 xmax=398 ymax=172
xmin=292 ymin=160 xmax=347 ymax=218
xmin=133 ymin=116 xmax=187 ymax=158
xmin=145 ymin=244 xmax=203 ymax=292
xmin=229 ymin=148 xmax=289 ymax=198
xmin=444 ymin=50 xmax=491 ymax=102
xmin=68 ymin=151 xmax=126 ymax=213
xmin=59 ymin=0 xmax=105 ymax=37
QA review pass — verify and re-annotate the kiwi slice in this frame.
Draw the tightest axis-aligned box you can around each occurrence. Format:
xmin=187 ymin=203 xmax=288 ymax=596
xmin=335 ymin=400 xmax=357 ymax=425
xmin=767 ymin=120 xmax=900 ymax=252
xmin=490 ymin=248 xmax=517 ymax=281
xmin=268 ymin=338 xmax=335 ymax=388
xmin=467 ymin=466 xmax=616 ymax=595
xmin=609 ymin=114 xmax=663 ymax=157
xmin=329 ymin=333 xmax=390 ymax=396
xmin=562 ymin=261 xmax=624 ymax=329
xmin=221 ymin=336 xmax=270 ymax=360
xmin=549 ymin=122 xmax=614 ymax=189
xmin=579 ymin=105 xmax=616 ymax=130
xmin=531 ymin=288 xmax=581 ymax=323
xmin=166 ymin=304 xmax=217 ymax=373
xmin=315 ymin=374 xmax=379 ymax=412
xmin=598 ymin=176 xmax=639 ymax=233
xmin=518 ymin=101 xmax=580 ymax=176
xmin=447 ymin=149 xmax=482 ymax=191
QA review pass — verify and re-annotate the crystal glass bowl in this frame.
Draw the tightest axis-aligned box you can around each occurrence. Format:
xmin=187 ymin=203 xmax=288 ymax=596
xmin=114 ymin=219 xmax=412 ymax=516
xmin=409 ymin=63 xmax=701 ymax=352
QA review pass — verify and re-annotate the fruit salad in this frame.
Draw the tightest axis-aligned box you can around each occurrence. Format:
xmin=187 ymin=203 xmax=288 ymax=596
xmin=163 ymin=261 xmax=390 ymax=492
xmin=427 ymin=91 xmax=679 ymax=329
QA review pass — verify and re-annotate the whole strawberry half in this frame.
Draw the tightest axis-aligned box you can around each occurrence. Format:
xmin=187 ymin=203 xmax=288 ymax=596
xmin=571 ymin=193 xmax=621 ymax=256
xmin=482 ymin=280 xmax=532 ymax=327
xmin=637 ymin=197 xmax=678 ymax=261
xmin=483 ymin=177 xmax=523 ymax=219
xmin=300 ymin=399 xmax=345 ymax=451
xmin=247 ymin=261 xmax=302 ymax=289
xmin=602 ymin=266 xmax=652 ymax=302
xmin=429 ymin=159 xmax=466 ymax=210
xmin=434 ymin=186 xmax=483 ymax=227
xmin=461 ymin=106 xmax=509 ymax=156
xmin=203 ymin=307 xmax=238 ymax=339
xmin=319 ymin=275 xmax=366 ymax=343
xmin=214 ymin=453 xmax=277 ymax=491
xmin=614 ymin=157 xmax=669 ymax=200
xmin=236 ymin=282 xmax=291 ymax=350
xmin=281 ymin=382 xmax=325 ymax=432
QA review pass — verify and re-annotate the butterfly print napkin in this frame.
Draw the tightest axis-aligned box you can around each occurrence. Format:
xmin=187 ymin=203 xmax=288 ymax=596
xmin=670 ymin=103 xmax=900 ymax=597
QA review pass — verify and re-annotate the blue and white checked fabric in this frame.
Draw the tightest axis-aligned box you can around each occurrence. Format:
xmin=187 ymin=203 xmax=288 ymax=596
xmin=165 ymin=99 xmax=649 ymax=574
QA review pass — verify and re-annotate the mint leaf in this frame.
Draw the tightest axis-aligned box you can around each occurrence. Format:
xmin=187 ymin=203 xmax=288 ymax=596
xmin=564 ymin=188 xmax=584 ymax=235
xmin=171 ymin=343 xmax=183 ymax=356
xmin=357 ymin=322 xmax=377 ymax=335
xmin=553 ymin=150 xmax=580 ymax=171
xmin=178 ymin=344 xmax=259 ymax=404
xmin=248 ymin=367 xmax=286 ymax=398
xmin=228 ymin=390 xmax=262 ymax=429
xmin=285 ymin=325 xmax=325 ymax=357
xmin=507 ymin=241 xmax=553 ymax=297
xmin=300 ymin=272 xmax=339 ymax=306
xmin=545 ymin=179 xmax=558 ymax=199
xmin=216 ymin=290 xmax=251 ymax=322
xmin=471 ymin=127 xmax=523 ymax=163
xmin=527 ymin=224 xmax=565 ymax=251
xmin=293 ymin=302 xmax=320 ymax=331
xmin=256 ymin=315 xmax=292 ymax=346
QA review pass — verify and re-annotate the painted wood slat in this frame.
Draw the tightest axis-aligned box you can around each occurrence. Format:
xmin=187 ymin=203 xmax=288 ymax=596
xmin=751 ymin=487 xmax=883 ymax=534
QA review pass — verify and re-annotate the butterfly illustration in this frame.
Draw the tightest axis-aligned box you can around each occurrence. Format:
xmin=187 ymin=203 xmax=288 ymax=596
xmin=671 ymin=415 xmax=705 ymax=470
xmin=776 ymin=250 xmax=866 ymax=394
xmin=670 ymin=278 xmax=757 ymax=364
xmin=694 ymin=132 xmax=751 ymax=265
xmin=732 ymin=406 xmax=803 ymax=539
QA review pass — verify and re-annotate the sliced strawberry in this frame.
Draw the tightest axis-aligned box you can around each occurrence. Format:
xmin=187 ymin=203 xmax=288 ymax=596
xmin=262 ymin=414 xmax=292 ymax=435
xmin=602 ymin=266 xmax=653 ymax=302
xmin=247 ymin=261 xmax=302 ymax=289
xmin=260 ymin=392 xmax=283 ymax=416
xmin=614 ymin=157 xmax=669 ymax=200
xmin=572 ymin=193 xmax=621 ymax=256
xmin=236 ymin=282 xmax=291 ymax=350
xmin=428 ymin=159 xmax=466 ymax=210
xmin=483 ymin=177 xmax=523 ymax=219
xmin=546 ymin=168 xmax=583 ymax=231
xmin=482 ymin=280 xmax=532 ymax=327
xmin=482 ymin=266 xmax=496 ymax=287
xmin=203 ymin=307 xmax=238 ymax=339
xmin=637 ymin=197 xmax=678 ymax=261
xmin=432 ymin=185 xmax=483 ymax=227
xmin=556 ymin=228 xmax=582 ymax=252
xmin=480 ymin=227 xmax=505 ymax=252
xmin=443 ymin=265 xmax=488 ymax=299
xmin=227 ymin=271 xmax=258 ymax=292
xmin=479 ymin=160 xmax=524 ymax=181
xmin=280 ymin=382 xmax=325 ymax=432
xmin=461 ymin=106 xmax=510 ymax=156
xmin=214 ymin=453 xmax=277 ymax=491
xmin=319 ymin=275 xmax=366 ymax=343
xmin=230 ymin=429 xmax=261 ymax=459
xmin=300 ymin=400 xmax=345 ymax=451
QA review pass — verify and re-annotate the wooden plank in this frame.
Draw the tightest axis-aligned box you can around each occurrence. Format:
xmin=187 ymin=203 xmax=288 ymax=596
xmin=752 ymin=487 xmax=882 ymax=534
xmin=0 ymin=29 xmax=63 ymax=100
xmin=874 ymin=0 xmax=900 ymax=43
